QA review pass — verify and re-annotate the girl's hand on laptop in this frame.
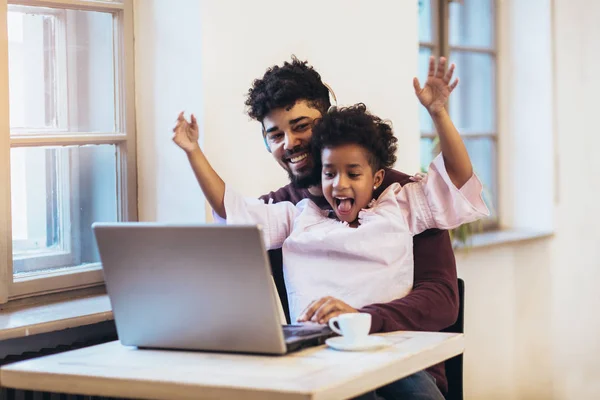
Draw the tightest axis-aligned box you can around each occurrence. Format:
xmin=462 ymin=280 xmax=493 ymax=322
xmin=297 ymin=296 xmax=358 ymax=325
xmin=413 ymin=56 xmax=459 ymax=115
xmin=172 ymin=111 xmax=200 ymax=154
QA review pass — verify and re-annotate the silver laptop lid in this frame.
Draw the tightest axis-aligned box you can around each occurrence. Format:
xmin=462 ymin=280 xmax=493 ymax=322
xmin=93 ymin=223 xmax=287 ymax=354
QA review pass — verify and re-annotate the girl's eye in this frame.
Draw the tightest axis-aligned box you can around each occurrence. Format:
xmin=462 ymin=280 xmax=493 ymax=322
xmin=349 ymin=173 xmax=361 ymax=178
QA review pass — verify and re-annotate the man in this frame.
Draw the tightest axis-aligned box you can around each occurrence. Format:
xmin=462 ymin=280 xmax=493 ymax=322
xmin=245 ymin=57 xmax=458 ymax=399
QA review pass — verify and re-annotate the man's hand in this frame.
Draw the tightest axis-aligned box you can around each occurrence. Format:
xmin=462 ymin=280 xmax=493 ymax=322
xmin=413 ymin=56 xmax=459 ymax=115
xmin=297 ymin=296 xmax=358 ymax=324
xmin=172 ymin=111 xmax=200 ymax=154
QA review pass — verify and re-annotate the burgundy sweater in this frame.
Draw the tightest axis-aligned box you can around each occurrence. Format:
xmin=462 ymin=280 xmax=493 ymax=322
xmin=259 ymin=168 xmax=458 ymax=394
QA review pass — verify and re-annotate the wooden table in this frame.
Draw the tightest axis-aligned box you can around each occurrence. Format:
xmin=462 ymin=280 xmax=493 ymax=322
xmin=0 ymin=331 xmax=463 ymax=400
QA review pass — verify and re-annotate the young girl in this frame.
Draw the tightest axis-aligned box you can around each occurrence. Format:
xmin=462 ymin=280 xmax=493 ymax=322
xmin=173 ymin=61 xmax=489 ymax=324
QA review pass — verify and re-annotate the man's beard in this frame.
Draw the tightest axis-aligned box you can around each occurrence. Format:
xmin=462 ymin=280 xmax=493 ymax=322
xmin=288 ymin=165 xmax=321 ymax=189
xmin=282 ymin=145 xmax=321 ymax=189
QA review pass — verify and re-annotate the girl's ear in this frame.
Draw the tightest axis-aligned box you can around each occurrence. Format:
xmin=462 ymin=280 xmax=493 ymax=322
xmin=374 ymin=169 xmax=385 ymax=189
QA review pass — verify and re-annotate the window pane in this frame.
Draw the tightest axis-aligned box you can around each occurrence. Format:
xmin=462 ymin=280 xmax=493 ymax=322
xmin=449 ymin=51 xmax=495 ymax=133
xmin=8 ymin=9 xmax=55 ymax=130
xmin=420 ymin=137 xmax=497 ymax=219
xmin=420 ymin=137 xmax=436 ymax=171
xmin=418 ymin=0 xmax=433 ymax=43
xmin=8 ymin=5 xmax=116 ymax=133
xmin=449 ymin=0 xmax=494 ymax=48
xmin=418 ymin=47 xmax=433 ymax=133
xmin=11 ymin=144 xmax=118 ymax=274
xmin=464 ymin=137 xmax=497 ymax=218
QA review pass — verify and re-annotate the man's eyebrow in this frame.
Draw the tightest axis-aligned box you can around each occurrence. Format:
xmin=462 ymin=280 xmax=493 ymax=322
xmin=265 ymin=116 xmax=310 ymax=134
xmin=289 ymin=116 xmax=310 ymax=125
xmin=265 ymin=125 xmax=279 ymax=134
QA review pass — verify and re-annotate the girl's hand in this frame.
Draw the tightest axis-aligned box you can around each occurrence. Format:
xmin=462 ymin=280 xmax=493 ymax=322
xmin=413 ymin=56 xmax=459 ymax=115
xmin=172 ymin=111 xmax=200 ymax=154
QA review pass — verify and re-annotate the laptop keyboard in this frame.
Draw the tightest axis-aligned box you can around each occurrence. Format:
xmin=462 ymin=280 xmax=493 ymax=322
xmin=282 ymin=324 xmax=330 ymax=339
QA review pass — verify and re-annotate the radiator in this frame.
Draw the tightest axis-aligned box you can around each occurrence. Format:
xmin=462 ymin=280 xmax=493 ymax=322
xmin=0 ymin=321 xmax=125 ymax=400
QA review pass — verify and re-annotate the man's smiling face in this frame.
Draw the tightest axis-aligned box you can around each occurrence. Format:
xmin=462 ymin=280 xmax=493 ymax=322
xmin=262 ymin=100 xmax=323 ymax=188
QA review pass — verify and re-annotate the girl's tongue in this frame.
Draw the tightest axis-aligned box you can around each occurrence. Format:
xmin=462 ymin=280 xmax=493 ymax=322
xmin=337 ymin=199 xmax=353 ymax=214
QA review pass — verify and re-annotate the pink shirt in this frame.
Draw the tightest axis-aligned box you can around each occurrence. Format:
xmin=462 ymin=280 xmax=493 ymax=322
xmin=223 ymin=154 xmax=489 ymax=323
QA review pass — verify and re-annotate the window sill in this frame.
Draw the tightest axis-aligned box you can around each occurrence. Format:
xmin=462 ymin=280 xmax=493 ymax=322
xmin=0 ymin=290 xmax=113 ymax=341
xmin=454 ymin=228 xmax=554 ymax=251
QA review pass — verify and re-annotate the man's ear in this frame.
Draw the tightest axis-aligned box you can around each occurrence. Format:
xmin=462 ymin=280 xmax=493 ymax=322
xmin=262 ymin=124 xmax=271 ymax=153
xmin=263 ymin=134 xmax=271 ymax=153
xmin=374 ymin=169 xmax=385 ymax=189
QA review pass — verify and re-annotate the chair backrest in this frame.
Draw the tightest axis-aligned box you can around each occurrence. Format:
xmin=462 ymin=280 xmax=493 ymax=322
xmin=442 ymin=278 xmax=465 ymax=400
xmin=269 ymin=249 xmax=291 ymax=323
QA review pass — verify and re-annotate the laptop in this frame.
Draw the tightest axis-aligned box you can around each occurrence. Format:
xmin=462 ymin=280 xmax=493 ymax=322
xmin=92 ymin=222 xmax=332 ymax=354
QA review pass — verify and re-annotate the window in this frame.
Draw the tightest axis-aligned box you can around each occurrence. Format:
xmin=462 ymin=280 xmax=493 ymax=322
xmin=0 ymin=0 xmax=136 ymax=303
xmin=419 ymin=0 xmax=497 ymax=227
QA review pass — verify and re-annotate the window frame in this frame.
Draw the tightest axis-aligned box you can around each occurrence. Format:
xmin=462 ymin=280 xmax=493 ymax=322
xmin=12 ymin=147 xmax=78 ymax=273
xmin=419 ymin=0 xmax=499 ymax=230
xmin=0 ymin=0 xmax=137 ymax=303
xmin=7 ymin=5 xmax=69 ymax=132
xmin=9 ymin=10 xmax=76 ymax=270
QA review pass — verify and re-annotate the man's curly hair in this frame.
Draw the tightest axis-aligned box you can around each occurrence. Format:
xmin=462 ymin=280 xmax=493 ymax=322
xmin=246 ymin=56 xmax=331 ymax=122
xmin=311 ymin=104 xmax=398 ymax=172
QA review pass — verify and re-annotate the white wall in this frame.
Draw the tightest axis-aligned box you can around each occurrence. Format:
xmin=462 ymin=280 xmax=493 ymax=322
xmin=136 ymin=0 xmax=420 ymax=221
xmin=135 ymin=0 xmax=600 ymax=399
xmin=550 ymin=0 xmax=600 ymax=398
xmin=457 ymin=0 xmax=600 ymax=399
xmin=497 ymin=0 xmax=554 ymax=232
xmin=135 ymin=0 xmax=205 ymax=222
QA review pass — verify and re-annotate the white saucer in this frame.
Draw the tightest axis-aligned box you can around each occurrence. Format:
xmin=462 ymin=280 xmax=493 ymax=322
xmin=325 ymin=336 xmax=391 ymax=351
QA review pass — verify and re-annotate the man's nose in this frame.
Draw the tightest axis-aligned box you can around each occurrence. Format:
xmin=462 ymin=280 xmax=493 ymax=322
xmin=283 ymin=131 xmax=302 ymax=151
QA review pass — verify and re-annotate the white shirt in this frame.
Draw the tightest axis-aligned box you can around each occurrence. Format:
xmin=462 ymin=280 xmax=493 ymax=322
xmin=223 ymin=154 xmax=489 ymax=323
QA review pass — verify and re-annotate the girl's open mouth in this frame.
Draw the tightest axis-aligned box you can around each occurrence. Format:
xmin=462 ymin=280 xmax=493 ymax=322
xmin=335 ymin=197 xmax=354 ymax=216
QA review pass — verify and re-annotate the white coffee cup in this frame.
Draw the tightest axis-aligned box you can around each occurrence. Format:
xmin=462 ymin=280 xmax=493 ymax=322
xmin=328 ymin=313 xmax=372 ymax=344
